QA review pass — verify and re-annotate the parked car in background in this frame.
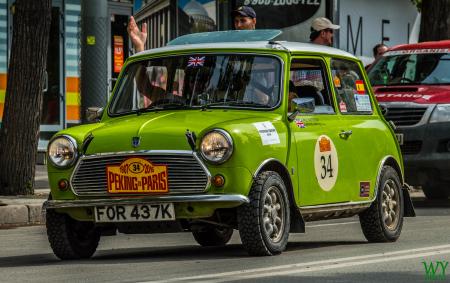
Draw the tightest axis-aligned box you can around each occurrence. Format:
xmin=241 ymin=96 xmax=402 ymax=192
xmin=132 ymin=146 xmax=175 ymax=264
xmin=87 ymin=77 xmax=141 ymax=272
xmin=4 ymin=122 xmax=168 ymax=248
xmin=368 ymin=40 xmax=450 ymax=199
xmin=44 ymin=30 xmax=414 ymax=260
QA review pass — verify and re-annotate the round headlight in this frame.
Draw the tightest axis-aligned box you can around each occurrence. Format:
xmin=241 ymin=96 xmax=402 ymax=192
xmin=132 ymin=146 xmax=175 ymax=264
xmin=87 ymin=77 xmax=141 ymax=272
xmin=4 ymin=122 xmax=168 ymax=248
xmin=47 ymin=135 xmax=78 ymax=168
xmin=200 ymin=130 xmax=233 ymax=164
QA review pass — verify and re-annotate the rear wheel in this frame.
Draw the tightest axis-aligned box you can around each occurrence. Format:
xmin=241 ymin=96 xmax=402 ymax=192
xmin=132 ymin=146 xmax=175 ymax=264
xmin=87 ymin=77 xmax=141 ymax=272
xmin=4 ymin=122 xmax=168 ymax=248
xmin=192 ymin=226 xmax=233 ymax=247
xmin=237 ymin=171 xmax=290 ymax=256
xmin=46 ymin=209 xmax=100 ymax=260
xmin=359 ymin=166 xmax=404 ymax=242
xmin=422 ymin=184 xmax=449 ymax=200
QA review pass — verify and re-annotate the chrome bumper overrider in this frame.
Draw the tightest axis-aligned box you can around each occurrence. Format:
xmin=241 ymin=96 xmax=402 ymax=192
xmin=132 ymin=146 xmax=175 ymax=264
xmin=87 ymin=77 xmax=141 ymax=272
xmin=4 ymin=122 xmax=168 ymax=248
xmin=44 ymin=194 xmax=249 ymax=209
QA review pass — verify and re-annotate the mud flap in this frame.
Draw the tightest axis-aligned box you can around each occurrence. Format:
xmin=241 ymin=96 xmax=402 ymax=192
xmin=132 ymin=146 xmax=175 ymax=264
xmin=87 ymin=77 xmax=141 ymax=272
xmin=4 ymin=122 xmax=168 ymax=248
xmin=289 ymin=207 xmax=305 ymax=233
xmin=402 ymin=184 xmax=416 ymax=217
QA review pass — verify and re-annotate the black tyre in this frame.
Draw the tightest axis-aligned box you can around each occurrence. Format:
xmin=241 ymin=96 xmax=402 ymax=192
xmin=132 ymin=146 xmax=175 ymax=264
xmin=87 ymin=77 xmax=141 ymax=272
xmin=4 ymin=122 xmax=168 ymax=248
xmin=359 ymin=166 xmax=404 ymax=242
xmin=237 ymin=171 xmax=290 ymax=256
xmin=46 ymin=209 xmax=100 ymax=260
xmin=192 ymin=226 xmax=233 ymax=247
xmin=422 ymin=184 xmax=449 ymax=200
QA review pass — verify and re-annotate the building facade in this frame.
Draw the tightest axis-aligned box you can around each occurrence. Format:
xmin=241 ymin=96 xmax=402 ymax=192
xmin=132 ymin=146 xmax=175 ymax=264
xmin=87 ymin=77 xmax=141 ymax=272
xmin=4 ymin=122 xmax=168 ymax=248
xmin=0 ymin=0 xmax=418 ymax=162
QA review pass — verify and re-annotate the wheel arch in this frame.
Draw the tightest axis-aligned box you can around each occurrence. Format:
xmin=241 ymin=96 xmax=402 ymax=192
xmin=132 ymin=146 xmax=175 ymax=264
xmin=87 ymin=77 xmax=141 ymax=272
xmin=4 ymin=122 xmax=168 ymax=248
xmin=376 ymin=156 xmax=415 ymax=217
xmin=254 ymin=158 xmax=305 ymax=233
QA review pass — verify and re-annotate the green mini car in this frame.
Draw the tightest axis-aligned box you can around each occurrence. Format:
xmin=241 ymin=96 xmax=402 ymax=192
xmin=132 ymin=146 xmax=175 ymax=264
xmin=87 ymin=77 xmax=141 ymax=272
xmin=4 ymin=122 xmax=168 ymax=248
xmin=45 ymin=30 xmax=415 ymax=259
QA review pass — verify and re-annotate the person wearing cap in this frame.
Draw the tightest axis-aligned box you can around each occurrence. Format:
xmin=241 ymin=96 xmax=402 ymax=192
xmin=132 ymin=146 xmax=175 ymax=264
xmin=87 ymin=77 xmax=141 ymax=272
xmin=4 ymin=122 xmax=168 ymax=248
xmin=231 ymin=6 xmax=257 ymax=30
xmin=310 ymin=17 xmax=340 ymax=46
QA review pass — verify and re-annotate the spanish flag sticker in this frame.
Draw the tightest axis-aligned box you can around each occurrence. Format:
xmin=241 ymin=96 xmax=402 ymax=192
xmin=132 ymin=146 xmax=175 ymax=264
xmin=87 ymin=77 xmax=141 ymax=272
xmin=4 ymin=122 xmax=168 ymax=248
xmin=355 ymin=80 xmax=365 ymax=94
xmin=333 ymin=76 xmax=341 ymax=88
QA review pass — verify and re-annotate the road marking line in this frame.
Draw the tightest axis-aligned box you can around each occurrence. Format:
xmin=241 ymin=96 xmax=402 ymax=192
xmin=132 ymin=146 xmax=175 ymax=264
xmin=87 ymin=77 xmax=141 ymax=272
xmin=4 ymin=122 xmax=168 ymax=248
xmin=144 ymin=244 xmax=450 ymax=283
xmin=214 ymin=249 xmax=450 ymax=282
xmin=307 ymin=221 xmax=359 ymax=228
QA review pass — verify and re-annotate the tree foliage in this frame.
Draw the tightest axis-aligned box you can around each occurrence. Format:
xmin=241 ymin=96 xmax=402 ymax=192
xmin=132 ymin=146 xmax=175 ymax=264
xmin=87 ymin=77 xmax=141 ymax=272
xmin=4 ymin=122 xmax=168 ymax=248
xmin=0 ymin=0 xmax=51 ymax=195
xmin=419 ymin=0 xmax=450 ymax=41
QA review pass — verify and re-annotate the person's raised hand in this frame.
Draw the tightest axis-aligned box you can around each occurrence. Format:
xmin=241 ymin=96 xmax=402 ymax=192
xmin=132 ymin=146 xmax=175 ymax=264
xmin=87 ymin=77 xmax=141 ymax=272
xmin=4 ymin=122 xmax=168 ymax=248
xmin=127 ymin=16 xmax=147 ymax=52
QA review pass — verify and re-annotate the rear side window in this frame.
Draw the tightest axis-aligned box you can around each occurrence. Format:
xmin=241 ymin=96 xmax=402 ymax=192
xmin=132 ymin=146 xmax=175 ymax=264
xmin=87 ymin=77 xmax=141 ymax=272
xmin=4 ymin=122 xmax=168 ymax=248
xmin=330 ymin=59 xmax=373 ymax=114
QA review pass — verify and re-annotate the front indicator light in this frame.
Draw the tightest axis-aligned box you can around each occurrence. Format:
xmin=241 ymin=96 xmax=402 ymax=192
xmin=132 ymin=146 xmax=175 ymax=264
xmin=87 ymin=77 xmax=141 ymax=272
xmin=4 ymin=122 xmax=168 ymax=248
xmin=212 ymin=174 xmax=225 ymax=187
xmin=58 ymin=179 xmax=69 ymax=191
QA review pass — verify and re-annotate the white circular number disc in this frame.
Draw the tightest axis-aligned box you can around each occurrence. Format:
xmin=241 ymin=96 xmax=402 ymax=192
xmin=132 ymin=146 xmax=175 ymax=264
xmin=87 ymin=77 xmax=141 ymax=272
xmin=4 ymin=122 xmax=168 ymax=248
xmin=314 ymin=135 xmax=339 ymax=191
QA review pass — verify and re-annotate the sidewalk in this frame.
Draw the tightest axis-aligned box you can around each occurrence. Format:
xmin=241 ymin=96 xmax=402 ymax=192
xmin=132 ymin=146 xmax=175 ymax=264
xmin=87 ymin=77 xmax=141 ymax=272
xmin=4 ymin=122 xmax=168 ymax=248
xmin=0 ymin=165 xmax=429 ymax=227
xmin=0 ymin=165 xmax=49 ymax=227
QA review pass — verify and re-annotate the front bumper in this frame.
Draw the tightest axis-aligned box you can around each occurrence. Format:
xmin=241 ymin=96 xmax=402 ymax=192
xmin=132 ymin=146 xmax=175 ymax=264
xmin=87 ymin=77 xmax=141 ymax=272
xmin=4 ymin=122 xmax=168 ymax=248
xmin=44 ymin=194 xmax=249 ymax=209
xmin=398 ymin=121 xmax=450 ymax=186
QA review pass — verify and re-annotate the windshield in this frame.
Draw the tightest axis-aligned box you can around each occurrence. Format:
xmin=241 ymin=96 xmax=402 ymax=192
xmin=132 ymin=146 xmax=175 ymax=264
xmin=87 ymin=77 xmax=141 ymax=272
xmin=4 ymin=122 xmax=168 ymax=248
xmin=109 ymin=54 xmax=282 ymax=115
xmin=368 ymin=52 xmax=450 ymax=86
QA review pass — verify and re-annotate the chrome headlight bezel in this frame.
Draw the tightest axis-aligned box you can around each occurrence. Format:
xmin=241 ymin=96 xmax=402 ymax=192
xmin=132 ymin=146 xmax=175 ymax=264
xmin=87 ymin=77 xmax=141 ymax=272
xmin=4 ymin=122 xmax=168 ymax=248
xmin=429 ymin=104 xmax=450 ymax=124
xmin=200 ymin=129 xmax=233 ymax=164
xmin=47 ymin=135 xmax=78 ymax=168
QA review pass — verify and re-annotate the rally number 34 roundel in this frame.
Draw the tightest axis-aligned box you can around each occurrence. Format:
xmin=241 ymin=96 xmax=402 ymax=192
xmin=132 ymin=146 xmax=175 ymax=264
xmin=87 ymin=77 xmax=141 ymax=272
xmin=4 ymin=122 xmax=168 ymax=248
xmin=314 ymin=135 xmax=339 ymax=191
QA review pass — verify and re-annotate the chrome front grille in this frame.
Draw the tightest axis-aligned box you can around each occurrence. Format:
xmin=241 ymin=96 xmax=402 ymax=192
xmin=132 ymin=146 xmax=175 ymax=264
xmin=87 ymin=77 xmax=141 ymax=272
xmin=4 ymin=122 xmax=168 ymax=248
xmin=384 ymin=106 xmax=428 ymax=126
xmin=71 ymin=152 xmax=210 ymax=196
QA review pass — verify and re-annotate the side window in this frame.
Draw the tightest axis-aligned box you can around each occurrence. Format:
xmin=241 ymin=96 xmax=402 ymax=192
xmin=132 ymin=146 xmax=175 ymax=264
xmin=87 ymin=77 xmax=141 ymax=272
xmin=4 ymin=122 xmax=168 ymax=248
xmin=330 ymin=59 xmax=373 ymax=114
xmin=289 ymin=58 xmax=335 ymax=114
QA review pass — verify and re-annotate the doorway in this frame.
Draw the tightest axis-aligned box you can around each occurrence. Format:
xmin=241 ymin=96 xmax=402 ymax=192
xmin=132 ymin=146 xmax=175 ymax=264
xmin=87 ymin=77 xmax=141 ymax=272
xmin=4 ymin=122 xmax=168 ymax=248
xmin=39 ymin=2 xmax=64 ymax=151
xmin=108 ymin=3 xmax=132 ymax=93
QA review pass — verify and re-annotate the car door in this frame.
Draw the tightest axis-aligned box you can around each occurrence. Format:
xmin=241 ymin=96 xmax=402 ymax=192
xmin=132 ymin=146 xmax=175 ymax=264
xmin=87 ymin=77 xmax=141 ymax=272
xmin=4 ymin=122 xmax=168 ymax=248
xmin=329 ymin=58 xmax=389 ymax=201
xmin=289 ymin=56 xmax=354 ymax=206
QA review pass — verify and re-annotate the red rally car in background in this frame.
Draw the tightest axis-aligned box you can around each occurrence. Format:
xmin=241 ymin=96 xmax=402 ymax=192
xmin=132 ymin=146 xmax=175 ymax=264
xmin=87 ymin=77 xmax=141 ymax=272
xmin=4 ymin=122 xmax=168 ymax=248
xmin=367 ymin=40 xmax=450 ymax=199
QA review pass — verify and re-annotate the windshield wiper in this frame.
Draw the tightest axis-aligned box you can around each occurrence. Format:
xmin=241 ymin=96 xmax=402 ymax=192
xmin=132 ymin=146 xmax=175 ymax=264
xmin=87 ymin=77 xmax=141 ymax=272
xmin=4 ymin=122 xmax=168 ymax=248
xmin=142 ymin=102 xmax=188 ymax=111
xmin=212 ymin=101 xmax=271 ymax=108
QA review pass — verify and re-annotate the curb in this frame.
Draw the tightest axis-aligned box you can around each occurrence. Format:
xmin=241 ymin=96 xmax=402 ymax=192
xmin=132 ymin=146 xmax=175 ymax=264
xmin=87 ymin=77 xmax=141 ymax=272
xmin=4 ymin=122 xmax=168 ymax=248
xmin=0 ymin=203 xmax=45 ymax=227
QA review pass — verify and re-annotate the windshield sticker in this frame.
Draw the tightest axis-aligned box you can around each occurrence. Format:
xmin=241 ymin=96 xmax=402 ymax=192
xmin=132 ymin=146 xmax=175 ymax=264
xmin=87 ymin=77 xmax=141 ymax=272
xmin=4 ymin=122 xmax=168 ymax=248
xmin=354 ymin=94 xmax=372 ymax=112
xmin=187 ymin=56 xmax=205 ymax=67
xmin=360 ymin=181 xmax=370 ymax=197
xmin=339 ymin=101 xmax=347 ymax=112
xmin=355 ymin=80 xmax=365 ymax=94
xmin=386 ymin=48 xmax=450 ymax=55
xmin=253 ymin=122 xmax=280 ymax=145
xmin=295 ymin=119 xmax=305 ymax=128
xmin=314 ymin=135 xmax=339 ymax=191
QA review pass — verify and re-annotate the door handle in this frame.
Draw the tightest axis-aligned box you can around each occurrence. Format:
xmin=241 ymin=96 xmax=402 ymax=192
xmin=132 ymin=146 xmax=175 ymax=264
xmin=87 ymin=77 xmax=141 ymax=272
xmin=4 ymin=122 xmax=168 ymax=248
xmin=339 ymin=130 xmax=352 ymax=139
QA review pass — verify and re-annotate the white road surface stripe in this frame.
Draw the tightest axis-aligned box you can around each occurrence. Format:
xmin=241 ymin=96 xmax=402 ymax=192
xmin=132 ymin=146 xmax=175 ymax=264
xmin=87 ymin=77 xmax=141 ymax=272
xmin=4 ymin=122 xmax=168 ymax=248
xmin=144 ymin=244 xmax=450 ymax=283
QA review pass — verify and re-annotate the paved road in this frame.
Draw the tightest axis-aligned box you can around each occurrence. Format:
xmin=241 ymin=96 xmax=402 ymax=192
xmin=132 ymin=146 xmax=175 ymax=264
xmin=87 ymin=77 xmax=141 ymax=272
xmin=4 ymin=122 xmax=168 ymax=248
xmin=0 ymin=204 xmax=449 ymax=283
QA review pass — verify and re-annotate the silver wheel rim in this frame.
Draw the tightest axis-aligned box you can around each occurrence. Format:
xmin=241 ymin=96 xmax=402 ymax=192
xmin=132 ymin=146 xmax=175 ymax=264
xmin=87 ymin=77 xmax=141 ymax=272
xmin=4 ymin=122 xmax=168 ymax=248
xmin=381 ymin=179 xmax=400 ymax=230
xmin=262 ymin=186 xmax=285 ymax=243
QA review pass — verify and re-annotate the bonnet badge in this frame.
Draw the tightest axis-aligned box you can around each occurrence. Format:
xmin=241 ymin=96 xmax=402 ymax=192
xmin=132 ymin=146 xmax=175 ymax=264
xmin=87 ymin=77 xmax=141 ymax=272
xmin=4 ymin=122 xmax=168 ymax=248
xmin=132 ymin=136 xmax=140 ymax=148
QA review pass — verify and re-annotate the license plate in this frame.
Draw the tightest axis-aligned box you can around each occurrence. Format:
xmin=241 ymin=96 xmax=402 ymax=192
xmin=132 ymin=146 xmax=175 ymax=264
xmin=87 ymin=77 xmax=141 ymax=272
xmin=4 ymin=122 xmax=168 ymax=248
xmin=94 ymin=203 xmax=175 ymax=223
xmin=106 ymin=157 xmax=169 ymax=194
xmin=395 ymin=133 xmax=404 ymax=145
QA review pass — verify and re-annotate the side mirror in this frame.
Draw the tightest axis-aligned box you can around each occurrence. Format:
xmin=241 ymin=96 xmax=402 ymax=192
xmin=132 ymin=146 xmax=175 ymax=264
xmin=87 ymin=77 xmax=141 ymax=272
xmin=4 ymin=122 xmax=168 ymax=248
xmin=379 ymin=104 xmax=388 ymax=116
xmin=86 ymin=107 xmax=103 ymax=122
xmin=288 ymin=97 xmax=315 ymax=121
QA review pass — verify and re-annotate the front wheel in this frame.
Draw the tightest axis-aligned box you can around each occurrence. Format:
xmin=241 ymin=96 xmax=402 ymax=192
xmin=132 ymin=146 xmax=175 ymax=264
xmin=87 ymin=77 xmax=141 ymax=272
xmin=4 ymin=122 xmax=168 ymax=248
xmin=46 ymin=209 xmax=100 ymax=260
xmin=237 ymin=171 xmax=290 ymax=256
xmin=359 ymin=166 xmax=404 ymax=242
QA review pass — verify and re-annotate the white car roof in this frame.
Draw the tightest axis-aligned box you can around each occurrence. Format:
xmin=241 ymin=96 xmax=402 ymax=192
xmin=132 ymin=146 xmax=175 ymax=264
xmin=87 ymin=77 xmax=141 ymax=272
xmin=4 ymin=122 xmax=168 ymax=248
xmin=133 ymin=41 xmax=358 ymax=61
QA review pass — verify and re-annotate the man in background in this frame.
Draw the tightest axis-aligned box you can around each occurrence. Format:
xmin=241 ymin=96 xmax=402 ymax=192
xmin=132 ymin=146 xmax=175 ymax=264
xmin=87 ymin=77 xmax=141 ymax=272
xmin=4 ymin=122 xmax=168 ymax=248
xmin=309 ymin=17 xmax=340 ymax=46
xmin=366 ymin=43 xmax=389 ymax=69
xmin=231 ymin=6 xmax=257 ymax=30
